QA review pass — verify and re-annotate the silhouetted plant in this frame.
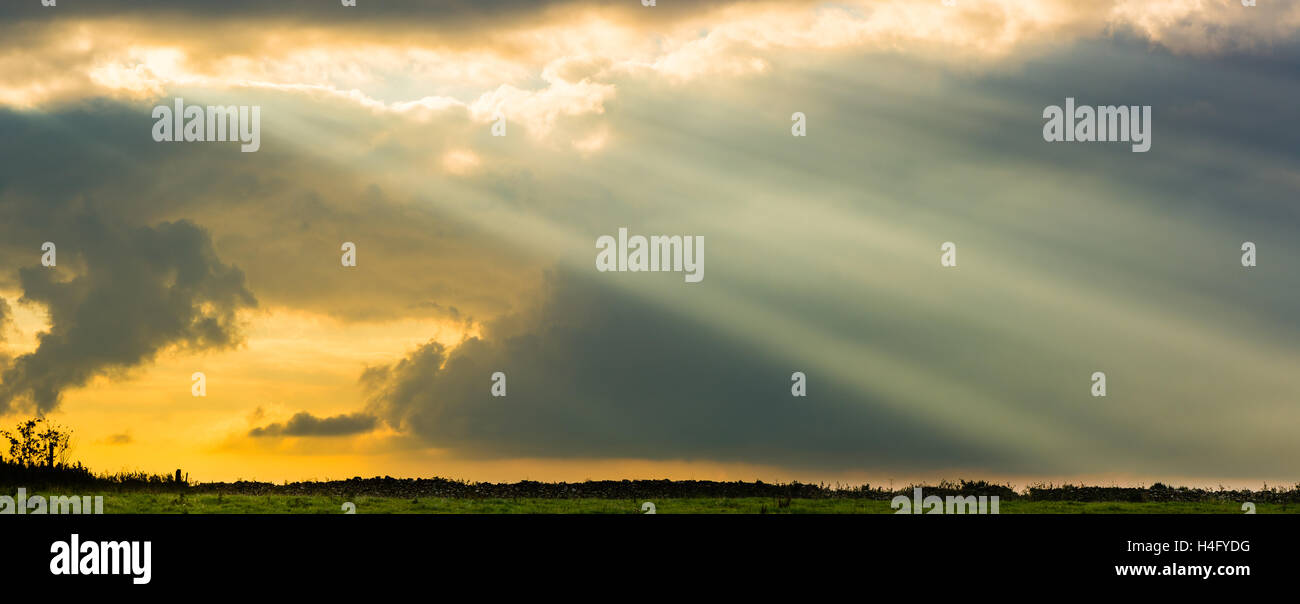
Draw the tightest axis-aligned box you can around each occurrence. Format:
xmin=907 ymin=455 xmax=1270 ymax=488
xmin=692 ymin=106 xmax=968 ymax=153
xmin=1 ymin=417 xmax=73 ymax=468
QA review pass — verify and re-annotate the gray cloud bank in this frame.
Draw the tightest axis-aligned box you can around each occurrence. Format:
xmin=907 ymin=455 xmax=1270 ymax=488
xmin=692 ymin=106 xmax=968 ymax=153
xmin=0 ymin=213 xmax=255 ymax=414
xmin=359 ymin=268 xmax=1024 ymax=473
xmin=249 ymin=412 xmax=378 ymax=438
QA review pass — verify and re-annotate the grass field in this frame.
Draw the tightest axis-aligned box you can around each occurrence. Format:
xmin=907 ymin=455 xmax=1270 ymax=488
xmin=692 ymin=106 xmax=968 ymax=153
xmin=24 ymin=493 xmax=1294 ymax=514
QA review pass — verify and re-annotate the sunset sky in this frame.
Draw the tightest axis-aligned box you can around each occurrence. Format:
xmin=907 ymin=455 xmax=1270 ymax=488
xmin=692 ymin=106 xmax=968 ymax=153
xmin=1 ymin=0 xmax=1298 ymax=487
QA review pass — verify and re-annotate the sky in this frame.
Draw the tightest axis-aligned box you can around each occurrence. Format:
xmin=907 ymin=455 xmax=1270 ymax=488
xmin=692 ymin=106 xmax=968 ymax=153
xmin=0 ymin=0 xmax=1297 ymax=487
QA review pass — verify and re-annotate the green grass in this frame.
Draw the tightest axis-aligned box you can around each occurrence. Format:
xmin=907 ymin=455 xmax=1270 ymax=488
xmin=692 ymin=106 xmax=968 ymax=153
xmin=28 ymin=493 xmax=1298 ymax=514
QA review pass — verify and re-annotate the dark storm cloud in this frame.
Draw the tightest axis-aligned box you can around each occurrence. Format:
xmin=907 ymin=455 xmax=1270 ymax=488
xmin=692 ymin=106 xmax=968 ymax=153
xmin=0 ymin=214 xmax=256 ymax=414
xmin=249 ymin=411 xmax=378 ymax=438
xmin=360 ymin=268 xmax=999 ymax=473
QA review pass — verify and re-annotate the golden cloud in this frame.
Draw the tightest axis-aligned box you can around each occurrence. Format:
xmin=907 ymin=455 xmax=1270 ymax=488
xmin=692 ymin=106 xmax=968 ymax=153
xmin=2 ymin=1 xmax=1293 ymax=125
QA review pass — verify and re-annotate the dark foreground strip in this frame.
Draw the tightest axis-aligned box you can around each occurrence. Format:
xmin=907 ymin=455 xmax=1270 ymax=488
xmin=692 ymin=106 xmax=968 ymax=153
xmin=1 ymin=513 xmax=1287 ymax=592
